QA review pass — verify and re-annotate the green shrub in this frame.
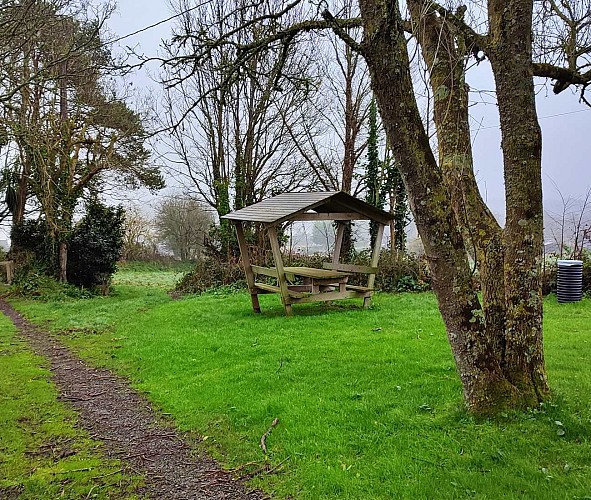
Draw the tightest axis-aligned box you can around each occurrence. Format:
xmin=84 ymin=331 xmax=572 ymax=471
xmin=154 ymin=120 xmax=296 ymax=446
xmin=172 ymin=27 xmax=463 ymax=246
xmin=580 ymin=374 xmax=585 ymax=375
xmin=67 ymin=201 xmax=125 ymax=293
xmin=374 ymin=251 xmax=430 ymax=292
xmin=175 ymin=257 xmax=246 ymax=294
xmin=583 ymin=250 xmax=591 ymax=295
xmin=175 ymin=249 xmax=431 ymax=296
xmin=10 ymin=219 xmax=57 ymax=273
xmin=542 ymin=258 xmax=558 ymax=296
xmin=10 ymin=272 xmax=92 ymax=300
xmin=11 ymin=219 xmax=48 ymax=256
xmin=9 ymin=202 xmax=124 ymax=295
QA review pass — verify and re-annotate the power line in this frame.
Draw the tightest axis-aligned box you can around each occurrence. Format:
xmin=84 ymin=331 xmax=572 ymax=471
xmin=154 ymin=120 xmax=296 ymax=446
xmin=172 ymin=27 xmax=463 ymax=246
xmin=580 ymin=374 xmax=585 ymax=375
xmin=107 ymin=8 xmax=591 ymax=129
xmin=471 ymin=107 xmax=591 ymax=132
xmin=105 ymin=0 xmax=211 ymax=46
xmin=89 ymin=5 xmax=591 ymax=132
xmin=538 ymin=108 xmax=591 ymax=121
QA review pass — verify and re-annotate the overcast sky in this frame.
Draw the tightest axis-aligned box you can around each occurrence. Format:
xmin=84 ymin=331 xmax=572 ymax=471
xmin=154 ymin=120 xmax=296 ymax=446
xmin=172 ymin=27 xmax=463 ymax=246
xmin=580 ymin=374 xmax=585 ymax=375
xmin=106 ymin=0 xmax=591 ymax=223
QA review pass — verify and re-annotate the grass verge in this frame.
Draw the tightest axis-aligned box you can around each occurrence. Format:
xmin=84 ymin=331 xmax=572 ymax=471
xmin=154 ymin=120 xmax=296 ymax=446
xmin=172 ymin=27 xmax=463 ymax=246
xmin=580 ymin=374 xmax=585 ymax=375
xmin=113 ymin=261 xmax=191 ymax=290
xmin=0 ymin=313 xmax=141 ymax=499
xmin=7 ymin=275 xmax=591 ymax=499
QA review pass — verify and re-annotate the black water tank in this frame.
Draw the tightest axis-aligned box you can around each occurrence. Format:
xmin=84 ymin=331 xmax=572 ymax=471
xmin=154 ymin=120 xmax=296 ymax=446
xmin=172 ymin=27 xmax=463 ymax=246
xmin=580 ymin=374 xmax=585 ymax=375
xmin=557 ymin=260 xmax=583 ymax=303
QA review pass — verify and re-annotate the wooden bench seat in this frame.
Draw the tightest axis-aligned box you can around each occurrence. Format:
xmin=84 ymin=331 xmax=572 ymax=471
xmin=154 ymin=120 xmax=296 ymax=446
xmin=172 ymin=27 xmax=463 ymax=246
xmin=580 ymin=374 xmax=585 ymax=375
xmin=345 ymin=284 xmax=373 ymax=293
xmin=254 ymin=282 xmax=307 ymax=298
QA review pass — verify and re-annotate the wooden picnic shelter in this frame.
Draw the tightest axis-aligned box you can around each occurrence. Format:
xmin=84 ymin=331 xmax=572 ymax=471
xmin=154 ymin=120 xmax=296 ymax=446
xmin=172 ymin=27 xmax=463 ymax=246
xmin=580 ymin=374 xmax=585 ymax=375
xmin=222 ymin=191 xmax=393 ymax=316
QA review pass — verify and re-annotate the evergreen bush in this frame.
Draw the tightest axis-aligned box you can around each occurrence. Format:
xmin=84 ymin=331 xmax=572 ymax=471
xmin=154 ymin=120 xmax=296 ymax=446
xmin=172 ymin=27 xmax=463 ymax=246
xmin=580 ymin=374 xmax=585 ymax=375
xmin=10 ymin=219 xmax=57 ymax=270
xmin=67 ymin=201 xmax=125 ymax=292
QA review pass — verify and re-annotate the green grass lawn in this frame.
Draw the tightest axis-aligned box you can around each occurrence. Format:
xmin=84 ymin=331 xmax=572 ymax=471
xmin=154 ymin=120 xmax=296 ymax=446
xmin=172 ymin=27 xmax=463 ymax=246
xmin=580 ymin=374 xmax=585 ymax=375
xmin=0 ymin=313 xmax=141 ymax=499
xmin=7 ymin=271 xmax=591 ymax=499
xmin=113 ymin=260 xmax=190 ymax=290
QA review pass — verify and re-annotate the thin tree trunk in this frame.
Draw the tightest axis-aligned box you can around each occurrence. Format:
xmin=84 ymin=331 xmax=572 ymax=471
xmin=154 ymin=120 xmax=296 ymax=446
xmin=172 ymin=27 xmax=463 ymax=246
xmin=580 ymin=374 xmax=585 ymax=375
xmin=408 ymin=3 xmax=507 ymax=357
xmin=58 ymin=60 xmax=69 ymax=283
xmin=340 ymin=45 xmax=358 ymax=261
xmin=59 ymin=241 xmax=67 ymax=283
xmin=342 ymin=51 xmax=355 ymax=195
xmin=488 ymin=0 xmax=549 ymax=401
xmin=389 ymin=207 xmax=396 ymax=255
xmin=14 ymin=49 xmax=36 ymax=225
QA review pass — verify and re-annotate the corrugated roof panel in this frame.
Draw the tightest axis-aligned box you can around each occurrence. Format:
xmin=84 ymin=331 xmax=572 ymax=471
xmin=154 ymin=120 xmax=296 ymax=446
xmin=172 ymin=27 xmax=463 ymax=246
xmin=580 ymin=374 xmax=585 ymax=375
xmin=222 ymin=192 xmax=339 ymax=223
xmin=222 ymin=191 xmax=392 ymax=224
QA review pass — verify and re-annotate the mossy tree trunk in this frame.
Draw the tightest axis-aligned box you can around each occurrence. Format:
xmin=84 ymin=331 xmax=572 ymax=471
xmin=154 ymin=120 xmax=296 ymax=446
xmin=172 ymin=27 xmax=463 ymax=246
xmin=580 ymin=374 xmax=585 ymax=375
xmin=487 ymin=0 xmax=549 ymax=401
xmin=358 ymin=0 xmax=548 ymax=415
xmin=407 ymin=3 xmax=508 ymax=372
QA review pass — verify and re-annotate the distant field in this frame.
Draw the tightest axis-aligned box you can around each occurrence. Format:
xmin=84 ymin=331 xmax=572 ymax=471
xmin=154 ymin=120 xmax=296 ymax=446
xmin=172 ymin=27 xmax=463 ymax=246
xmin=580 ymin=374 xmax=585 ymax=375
xmin=113 ymin=261 xmax=191 ymax=289
xmin=7 ymin=266 xmax=591 ymax=499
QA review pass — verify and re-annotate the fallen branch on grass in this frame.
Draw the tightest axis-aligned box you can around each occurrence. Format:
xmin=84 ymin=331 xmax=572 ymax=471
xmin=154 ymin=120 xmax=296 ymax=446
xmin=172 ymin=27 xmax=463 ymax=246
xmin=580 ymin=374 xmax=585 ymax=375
xmin=266 ymin=455 xmax=290 ymax=474
xmin=260 ymin=417 xmax=279 ymax=454
xmin=52 ymin=467 xmax=93 ymax=474
xmin=239 ymin=456 xmax=291 ymax=481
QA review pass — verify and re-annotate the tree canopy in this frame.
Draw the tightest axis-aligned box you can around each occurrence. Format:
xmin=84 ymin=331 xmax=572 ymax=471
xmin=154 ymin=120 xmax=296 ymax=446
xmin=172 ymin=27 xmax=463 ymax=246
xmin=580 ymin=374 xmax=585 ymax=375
xmin=0 ymin=0 xmax=164 ymax=281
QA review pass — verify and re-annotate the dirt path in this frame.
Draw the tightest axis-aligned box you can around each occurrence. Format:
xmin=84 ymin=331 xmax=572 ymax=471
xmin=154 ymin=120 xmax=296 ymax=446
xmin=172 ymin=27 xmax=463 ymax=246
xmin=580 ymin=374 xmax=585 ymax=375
xmin=0 ymin=299 xmax=266 ymax=500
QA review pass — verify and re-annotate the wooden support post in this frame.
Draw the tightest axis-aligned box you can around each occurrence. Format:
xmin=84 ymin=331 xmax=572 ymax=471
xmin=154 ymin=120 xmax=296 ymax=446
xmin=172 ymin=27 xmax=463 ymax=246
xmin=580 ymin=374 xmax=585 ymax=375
xmin=333 ymin=222 xmax=346 ymax=265
xmin=327 ymin=223 xmax=348 ymax=307
xmin=0 ymin=260 xmax=14 ymax=284
xmin=267 ymin=224 xmax=292 ymax=316
xmin=364 ymin=224 xmax=384 ymax=308
xmin=234 ymin=222 xmax=260 ymax=313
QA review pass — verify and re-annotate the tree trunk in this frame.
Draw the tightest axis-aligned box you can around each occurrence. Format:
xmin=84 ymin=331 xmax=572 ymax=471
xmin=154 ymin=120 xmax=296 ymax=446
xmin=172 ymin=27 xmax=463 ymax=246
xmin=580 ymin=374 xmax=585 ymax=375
xmin=356 ymin=0 xmax=551 ymax=413
xmin=59 ymin=241 xmax=67 ymax=283
xmin=342 ymin=50 xmax=355 ymax=196
xmin=488 ymin=0 xmax=549 ymax=401
xmin=340 ymin=45 xmax=359 ymax=261
xmin=13 ymin=49 xmax=39 ymax=226
xmin=359 ymin=0 xmax=518 ymax=415
xmin=408 ymin=3 xmax=507 ymax=357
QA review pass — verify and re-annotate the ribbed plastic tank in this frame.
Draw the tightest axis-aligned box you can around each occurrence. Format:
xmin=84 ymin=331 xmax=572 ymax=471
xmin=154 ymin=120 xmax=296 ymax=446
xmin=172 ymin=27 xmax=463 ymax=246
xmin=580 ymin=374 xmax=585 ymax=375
xmin=557 ymin=260 xmax=583 ymax=303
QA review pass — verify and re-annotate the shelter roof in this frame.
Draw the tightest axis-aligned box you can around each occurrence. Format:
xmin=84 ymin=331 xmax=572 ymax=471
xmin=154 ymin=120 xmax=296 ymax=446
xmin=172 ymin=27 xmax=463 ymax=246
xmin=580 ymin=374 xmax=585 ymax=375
xmin=222 ymin=191 xmax=393 ymax=225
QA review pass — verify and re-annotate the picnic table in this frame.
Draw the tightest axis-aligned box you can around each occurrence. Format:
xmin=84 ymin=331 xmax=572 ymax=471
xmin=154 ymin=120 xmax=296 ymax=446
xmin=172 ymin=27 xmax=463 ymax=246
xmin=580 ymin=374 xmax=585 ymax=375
xmin=283 ymin=266 xmax=351 ymax=293
xmin=221 ymin=191 xmax=392 ymax=315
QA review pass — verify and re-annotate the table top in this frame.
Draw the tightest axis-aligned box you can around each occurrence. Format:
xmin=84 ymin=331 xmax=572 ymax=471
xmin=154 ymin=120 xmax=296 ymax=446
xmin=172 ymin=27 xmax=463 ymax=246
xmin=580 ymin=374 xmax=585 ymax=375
xmin=283 ymin=266 xmax=351 ymax=279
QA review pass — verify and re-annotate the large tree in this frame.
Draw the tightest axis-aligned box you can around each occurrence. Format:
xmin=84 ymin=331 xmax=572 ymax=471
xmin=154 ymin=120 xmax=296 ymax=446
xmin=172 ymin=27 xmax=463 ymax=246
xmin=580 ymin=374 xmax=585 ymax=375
xmin=161 ymin=0 xmax=591 ymax=415
xmin=1 ymin=1 xmax=163 ymax=281
xmin=155 ymin=196 xmax=213 ymax=261
xmin=283 ymin=0 xmax=371 ymax=258
xmin=159 ymin=0 xmax=321 ymax=256
xmin=0 ymin=0 xmax=112 ymax=225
